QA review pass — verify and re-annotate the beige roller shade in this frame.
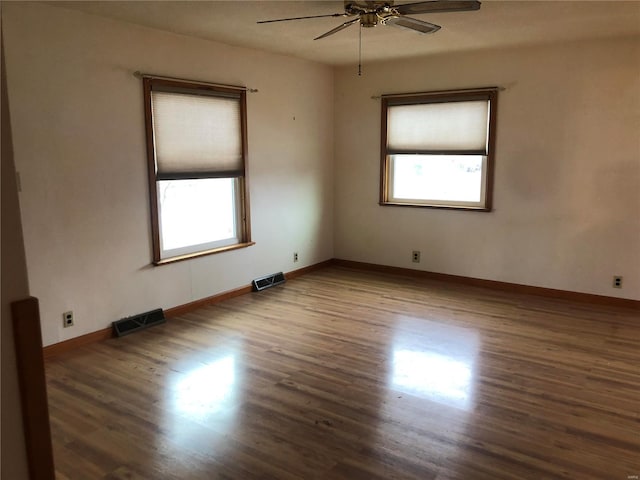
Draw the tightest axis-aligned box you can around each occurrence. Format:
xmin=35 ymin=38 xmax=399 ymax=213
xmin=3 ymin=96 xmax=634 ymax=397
xmin=387 ymin=100 xmax=489 ymax=153
xmin=151 ymin=90 xmax=243 ymax=179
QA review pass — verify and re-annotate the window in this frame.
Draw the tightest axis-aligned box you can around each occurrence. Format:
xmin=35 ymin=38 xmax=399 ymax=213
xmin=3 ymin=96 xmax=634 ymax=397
xmin=143 ymin=77 xmax=252 ymax=264
xmin=380 ymin=88 xmax=498 ymax=210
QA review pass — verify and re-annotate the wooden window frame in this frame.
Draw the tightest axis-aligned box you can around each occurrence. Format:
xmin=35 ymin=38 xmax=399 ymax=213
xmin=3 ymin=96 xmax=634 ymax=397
xmin=143 ymin=77 xmax=253 ymax=265
xmin=380 ymin=87 xmax=499 ymax=211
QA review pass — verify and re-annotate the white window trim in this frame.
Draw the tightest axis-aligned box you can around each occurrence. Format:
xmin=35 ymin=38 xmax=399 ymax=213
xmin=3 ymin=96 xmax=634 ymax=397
xmin=157 ymin=178 xmax=242 ymax=259
xmin=387 ymin=154 xmax=488 ymax=209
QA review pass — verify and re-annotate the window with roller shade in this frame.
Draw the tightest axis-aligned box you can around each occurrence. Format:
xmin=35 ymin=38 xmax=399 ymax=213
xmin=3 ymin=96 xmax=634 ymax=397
xmin=143 ymin=78 xmax=252 ymax=264
xmin=380 ymin=88 xmax=498 ymax=210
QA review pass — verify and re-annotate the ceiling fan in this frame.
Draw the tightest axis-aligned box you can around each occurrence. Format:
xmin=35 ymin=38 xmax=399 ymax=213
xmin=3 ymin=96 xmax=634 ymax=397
xmin=257 ymin=1 xmax=482 ymax=41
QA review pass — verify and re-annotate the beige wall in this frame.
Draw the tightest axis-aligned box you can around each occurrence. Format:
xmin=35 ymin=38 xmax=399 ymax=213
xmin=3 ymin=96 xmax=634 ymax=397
xmin=3 ymin=2 xmax=335 ymax=347
xmin=1 ymin=25 xmax=30 ymax=479
xmin=334 ymin=36 xmax=640 ymax=300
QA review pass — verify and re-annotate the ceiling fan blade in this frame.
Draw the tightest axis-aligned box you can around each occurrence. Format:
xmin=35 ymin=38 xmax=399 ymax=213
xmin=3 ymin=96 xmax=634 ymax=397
xmin=314 ymin=18 xmax=360 ymax=40
xmin=257 ymin=13 xmax=346 ymax=24
xmin=385 ymin=16 xmax=441 ymax=34
xmin=395 ymin=1 xmax=481 ymax=16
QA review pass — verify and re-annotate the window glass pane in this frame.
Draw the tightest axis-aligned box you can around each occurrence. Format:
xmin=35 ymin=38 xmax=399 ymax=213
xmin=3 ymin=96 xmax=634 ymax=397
xmin=387 ymin=101 xmax=489 ymax=152
xmin=152 ymin=91 xmax=242 ymax=176
xmin=158 ymin=178 xmax=237 ymax=253
xmin=391 ymin=155 xmax=484 ymax=203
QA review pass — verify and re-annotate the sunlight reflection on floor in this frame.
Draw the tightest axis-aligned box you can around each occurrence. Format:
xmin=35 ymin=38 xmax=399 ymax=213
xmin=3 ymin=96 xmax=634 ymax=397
xmin=391 ymin=316 xmax=479 ymax=410
xmin=393 ymin=349 xmax=473 ymax=409
xmin=174 ymin=355 xmax=237 ymax=419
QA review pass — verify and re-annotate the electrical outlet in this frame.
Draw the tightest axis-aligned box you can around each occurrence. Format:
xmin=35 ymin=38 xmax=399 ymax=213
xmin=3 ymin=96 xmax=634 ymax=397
xmin=293 ymin=252 xmax=299 ymax=263
xmin=613 ymin=276 xmax=623 ymax=288
xmin=63 ymin=311 xmax=74 ymax=328
xmin=412 ymin=251 xmax=421 ymax=263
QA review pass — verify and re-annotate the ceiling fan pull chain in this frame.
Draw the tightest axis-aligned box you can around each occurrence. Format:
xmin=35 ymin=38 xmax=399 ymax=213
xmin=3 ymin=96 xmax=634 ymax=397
xmin=358 ymin=22 xmax=362 ymax=76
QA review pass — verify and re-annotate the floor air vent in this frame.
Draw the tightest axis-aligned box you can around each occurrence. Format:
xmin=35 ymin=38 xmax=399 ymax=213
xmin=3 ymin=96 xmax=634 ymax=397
xmin=252 ymin=272 xmax=286 ymax=291
xmin=112 ymin=308 xmax=165 ymax=337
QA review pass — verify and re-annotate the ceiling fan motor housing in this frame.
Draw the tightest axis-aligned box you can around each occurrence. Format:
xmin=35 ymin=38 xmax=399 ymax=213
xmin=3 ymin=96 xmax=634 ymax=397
xmin=361 ymin=12 xmax=379 ymax=27
xmin=346 ymin=1 xmax=395 ymax=14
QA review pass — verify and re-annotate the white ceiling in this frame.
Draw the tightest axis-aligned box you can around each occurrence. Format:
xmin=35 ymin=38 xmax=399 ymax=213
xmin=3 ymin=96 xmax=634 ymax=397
xmin=52 ymin=1 xmax=640 ymax=66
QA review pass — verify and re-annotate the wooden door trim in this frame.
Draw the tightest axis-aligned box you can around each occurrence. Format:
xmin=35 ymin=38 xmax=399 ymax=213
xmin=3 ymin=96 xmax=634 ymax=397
xmin=12 ymin=296 xmax=55 ymax=479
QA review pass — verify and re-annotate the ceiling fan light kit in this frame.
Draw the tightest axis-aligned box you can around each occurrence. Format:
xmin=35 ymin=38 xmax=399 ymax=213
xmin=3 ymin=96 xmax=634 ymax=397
xmin=258 ymin=1 xmax=481 ymax=75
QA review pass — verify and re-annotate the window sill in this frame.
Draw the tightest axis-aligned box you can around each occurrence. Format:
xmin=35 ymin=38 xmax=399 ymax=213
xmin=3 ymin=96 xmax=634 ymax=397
xmin=379 ymin=201 xmax=491 ymax=212
xmin=153 ymin=241 xmax=255 ymax=266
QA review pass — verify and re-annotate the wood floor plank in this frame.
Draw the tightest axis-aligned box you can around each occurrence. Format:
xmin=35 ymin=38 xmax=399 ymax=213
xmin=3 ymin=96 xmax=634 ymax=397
xmin=46 ymin=266 xmax=640 ymax=479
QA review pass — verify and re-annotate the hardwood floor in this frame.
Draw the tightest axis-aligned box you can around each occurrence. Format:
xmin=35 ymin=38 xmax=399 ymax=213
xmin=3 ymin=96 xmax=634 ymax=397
xmin=45 ymin=266 xmax=640 ymax=479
